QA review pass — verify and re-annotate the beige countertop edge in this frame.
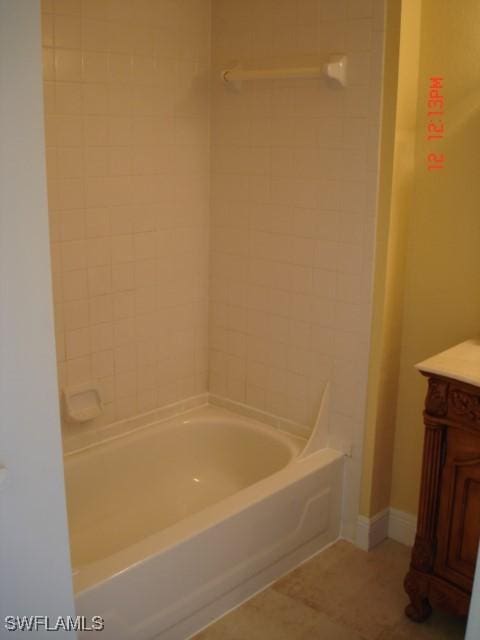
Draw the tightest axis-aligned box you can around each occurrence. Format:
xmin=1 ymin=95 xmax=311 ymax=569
xmin=415 ymin=339 xmax=480 ymax=388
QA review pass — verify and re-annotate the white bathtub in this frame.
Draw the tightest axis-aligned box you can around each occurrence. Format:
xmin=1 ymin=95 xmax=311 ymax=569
xmin=66 ymin=405 xmax=343 ymax=640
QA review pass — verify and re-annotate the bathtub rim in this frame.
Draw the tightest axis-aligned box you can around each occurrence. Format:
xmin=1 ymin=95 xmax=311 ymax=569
xmin=63 ymin=403 xmax=306 ymax=461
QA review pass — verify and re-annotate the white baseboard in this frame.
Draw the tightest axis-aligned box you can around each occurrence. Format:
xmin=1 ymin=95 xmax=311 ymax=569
xmin=356 ymin=508 xmax=390 ymax=551
xmin=388 ymin=508 xmax=417 ymax=547
xmin=355 ymin=508 xmax=417 ymax=550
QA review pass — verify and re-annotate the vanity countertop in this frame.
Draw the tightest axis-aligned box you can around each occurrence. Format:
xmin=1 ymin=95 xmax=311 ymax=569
xmin=416 ymin=338 xmax=480 ymax=387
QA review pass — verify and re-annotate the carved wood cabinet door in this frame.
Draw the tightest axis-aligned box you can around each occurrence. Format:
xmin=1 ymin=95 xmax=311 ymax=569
xmin=434 ymin=428 xmax=480 ymax=592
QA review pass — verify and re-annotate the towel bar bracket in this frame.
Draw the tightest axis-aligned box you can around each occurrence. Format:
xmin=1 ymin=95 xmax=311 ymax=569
xmin=221 ymin=54 xmax=347 ymax=91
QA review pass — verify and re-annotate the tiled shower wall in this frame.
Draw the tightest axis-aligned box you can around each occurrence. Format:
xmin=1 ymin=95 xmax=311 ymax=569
xmin=209 ymin=0 xmax=385 ymax=536
xmin=41 ymin=0 xmax=210 ymax=444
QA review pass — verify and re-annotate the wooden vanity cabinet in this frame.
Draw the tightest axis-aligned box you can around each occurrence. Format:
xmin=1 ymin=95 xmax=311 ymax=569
xmin=404 ymin=373 xmax=480 ymax=622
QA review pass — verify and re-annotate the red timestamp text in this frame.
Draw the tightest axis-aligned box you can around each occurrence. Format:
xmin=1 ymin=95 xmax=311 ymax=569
xmin=426 ymin=76 xmax=445 ymax=171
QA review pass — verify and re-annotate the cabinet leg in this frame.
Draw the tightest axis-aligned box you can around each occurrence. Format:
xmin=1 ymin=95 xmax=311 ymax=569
xmin=404 ymin=571 xmax=432 ymax=623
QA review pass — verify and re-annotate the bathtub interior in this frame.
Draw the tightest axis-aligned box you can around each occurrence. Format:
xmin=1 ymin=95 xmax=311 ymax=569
xmin=64 ymin=405 xmax=306 ymax=570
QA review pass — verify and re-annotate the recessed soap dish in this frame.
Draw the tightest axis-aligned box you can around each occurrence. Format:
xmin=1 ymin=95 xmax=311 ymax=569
xmin=62 ymin=384 xmax=103 ymax=424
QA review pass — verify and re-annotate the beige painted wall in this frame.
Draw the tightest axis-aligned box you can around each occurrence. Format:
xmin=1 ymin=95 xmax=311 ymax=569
xmin=362 ymin=0 xmax=480 ymax=518
xmin=360 ymin=0 xmax=420 ymax=517
xmin=390 ymin=0 xmax=480 ymax=515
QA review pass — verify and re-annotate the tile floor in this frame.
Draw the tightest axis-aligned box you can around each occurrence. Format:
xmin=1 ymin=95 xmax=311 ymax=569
xmin=193 ymin=539 xmax=467 ymax=640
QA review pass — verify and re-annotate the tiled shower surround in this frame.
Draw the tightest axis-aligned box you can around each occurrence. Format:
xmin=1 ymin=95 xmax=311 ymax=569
xmin=42 ymin=1 xmax=385 ymax=536
xmin=42 ymin=0 xmax=211 ymax=444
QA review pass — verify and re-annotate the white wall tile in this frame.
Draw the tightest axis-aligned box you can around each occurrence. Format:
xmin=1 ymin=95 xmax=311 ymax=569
xmin=43 ymin=0 xmax=210 ymax=432
xmin=209 ymin=0 xmax=385 ymax=520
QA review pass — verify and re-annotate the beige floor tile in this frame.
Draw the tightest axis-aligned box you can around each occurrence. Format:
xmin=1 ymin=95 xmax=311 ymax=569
xmin=274 ymin=543 xmax=375 ymax=618
xmin=300 ymin=614 xmax=368 ymax=640
xmin=195 ymin=590 xmax=324 ymax=640
xmin=194 ymin=623 xmax=238 ymax=640
xmin=329 ymin=576 xmax=407 ymax=638
xmin=193 ymin=540 xmax=467 ymax=640
xmin=377 ymin=613 xmax=466 ymax=640
xmin=194 ymin=589 xmax=369 ymax=640
xmin=328 ymin=545 xmax=411 ymax=638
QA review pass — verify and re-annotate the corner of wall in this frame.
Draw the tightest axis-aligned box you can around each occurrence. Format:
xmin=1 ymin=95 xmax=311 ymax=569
xmin=360 ymin=0 xmax=422 ymax=519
